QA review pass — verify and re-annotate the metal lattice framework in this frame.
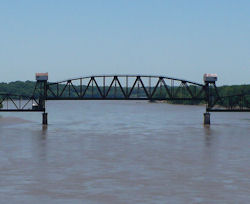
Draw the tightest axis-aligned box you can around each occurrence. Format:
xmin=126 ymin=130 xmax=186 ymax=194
xmin=46 ymin=75 xmax=206 ymax=101
xmin=0 ymin=93 xmax=43 ymax=112
xmin=207 ymin=93 xmax=250 ymax=112
xmin=1 ymin=74 xmax=250 ymax=113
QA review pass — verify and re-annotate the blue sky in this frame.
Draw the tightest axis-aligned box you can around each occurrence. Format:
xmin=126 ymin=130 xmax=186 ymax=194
xmin=0 ymin=0 xmax=249 ymax=85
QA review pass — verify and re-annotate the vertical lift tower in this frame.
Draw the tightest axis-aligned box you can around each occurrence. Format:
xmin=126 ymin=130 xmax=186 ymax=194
xmin=35 ymin=73 xmax=48 ymax=125
xmin=203 ymin=73 xmax=218 ymax=125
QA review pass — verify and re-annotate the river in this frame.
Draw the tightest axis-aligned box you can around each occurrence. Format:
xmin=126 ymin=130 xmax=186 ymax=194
xmin=0 ymin=101 xmax=250 ymax=203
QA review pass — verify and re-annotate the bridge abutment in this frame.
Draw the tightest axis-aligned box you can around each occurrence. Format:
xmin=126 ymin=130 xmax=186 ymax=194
xmin=203 ymin=112 xmax=210 ymax=125
xmin=42 ymin=113 xmax=48 ymax=125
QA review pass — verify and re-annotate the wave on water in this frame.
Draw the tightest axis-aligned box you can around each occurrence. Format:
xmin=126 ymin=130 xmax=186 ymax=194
xmin=0 ymin=116 xmax=31 ymax=126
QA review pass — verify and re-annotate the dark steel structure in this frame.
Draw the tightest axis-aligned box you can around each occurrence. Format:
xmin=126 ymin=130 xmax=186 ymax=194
xmin=46 ymin=75 xmax=206 ymax=101
xmin=0 ymin=74 xmax=250 ymax=124
xmin=207 ymin=93 xmax=250 ymax=112
xmin=0 ymin=93 xmax=43 ymax=112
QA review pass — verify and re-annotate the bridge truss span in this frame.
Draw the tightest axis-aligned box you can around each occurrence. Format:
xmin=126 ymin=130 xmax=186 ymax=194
xmin=207 ymin=93 xmax=250 ymax=112
xmin=46 ymin=75 xmax=206 ymax=101
xmin=0 ymin=93 xmax=44 ymax=112
xmin=1 ymin=73 xmax=250 ymax=125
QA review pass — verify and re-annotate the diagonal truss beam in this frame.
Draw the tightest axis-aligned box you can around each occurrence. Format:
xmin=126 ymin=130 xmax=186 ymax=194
xmin=92 ymin=77 xmax=104 ymax=98
xmin=115 ymin=76 xmax=127 ymax=98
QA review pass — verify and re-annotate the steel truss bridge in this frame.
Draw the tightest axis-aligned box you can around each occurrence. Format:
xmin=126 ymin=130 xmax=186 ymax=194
xmin=1 ymin=75 xmax=250 ymax=124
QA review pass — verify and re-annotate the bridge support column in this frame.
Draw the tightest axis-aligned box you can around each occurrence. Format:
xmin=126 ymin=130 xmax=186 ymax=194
xmin=203 ymin=112 xmax=210 ymax=125
xmin=42 ymin=113 xmax=48 ymax=125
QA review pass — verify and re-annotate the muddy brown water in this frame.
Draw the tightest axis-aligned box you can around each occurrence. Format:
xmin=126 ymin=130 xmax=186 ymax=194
xmin=0 ymin=101 xmax=250 ymax=203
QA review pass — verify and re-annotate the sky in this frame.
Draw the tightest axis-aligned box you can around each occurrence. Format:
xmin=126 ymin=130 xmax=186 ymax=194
xmin=0 ymin=0 xmax=249 ymax=85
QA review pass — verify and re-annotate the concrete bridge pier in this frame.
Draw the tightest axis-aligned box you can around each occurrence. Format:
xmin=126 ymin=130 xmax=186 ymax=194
xmin=204 ymin=112 xmax=210 ymax=125
xmin=42 ymin=113 xmax=48 ymax=125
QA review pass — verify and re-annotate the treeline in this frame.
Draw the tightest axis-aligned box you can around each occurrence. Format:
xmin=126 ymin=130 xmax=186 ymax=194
xmin=0 ymin=81 xmax=36 ymax=96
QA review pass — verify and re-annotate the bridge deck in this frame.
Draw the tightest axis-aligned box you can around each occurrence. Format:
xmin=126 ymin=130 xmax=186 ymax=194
xmin=46 ymin=97 xmax=205 ymax=100
xmin=207 ymin=109 xmax=250 ymax=112
xmin=0 ymin=109 xmax=44 ymax=112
